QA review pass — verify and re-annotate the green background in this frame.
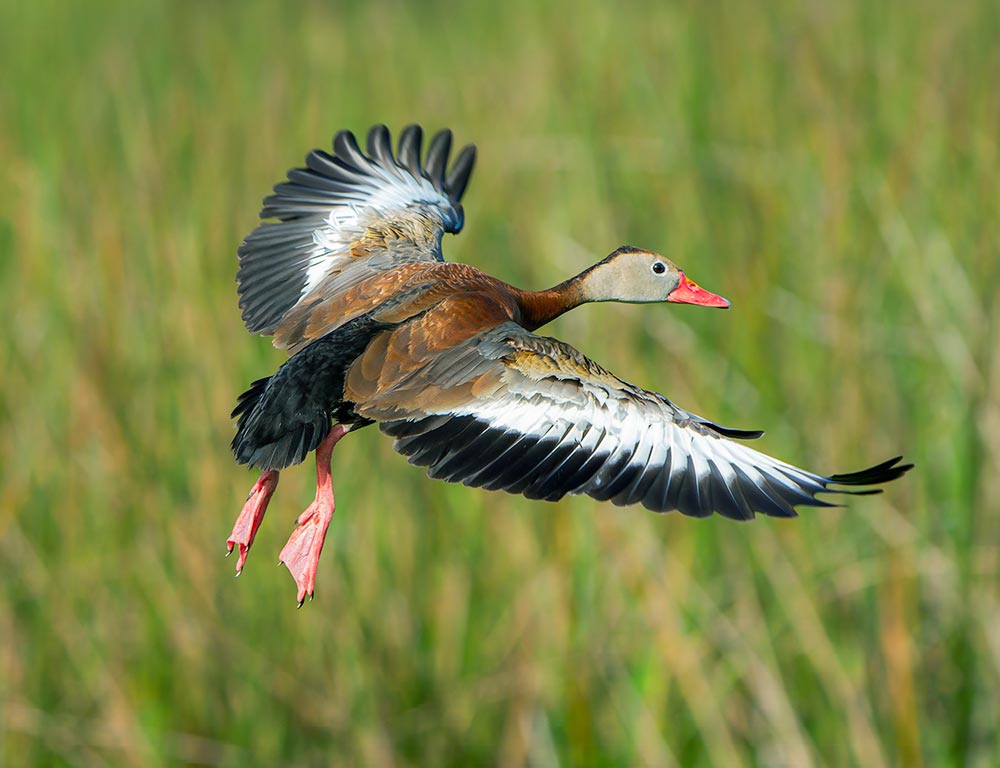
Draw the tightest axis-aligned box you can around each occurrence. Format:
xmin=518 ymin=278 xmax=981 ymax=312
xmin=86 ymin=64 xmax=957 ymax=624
xmin=2 ymin=1 xmax=998 ymax=765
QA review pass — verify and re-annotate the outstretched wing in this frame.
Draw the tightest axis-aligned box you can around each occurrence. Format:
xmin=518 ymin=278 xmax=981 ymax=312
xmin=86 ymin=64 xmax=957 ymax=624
xmin=237 ymin=124 xmax=476 ymax=340
xmin=348 ymin=322 xmax=912 ymax=519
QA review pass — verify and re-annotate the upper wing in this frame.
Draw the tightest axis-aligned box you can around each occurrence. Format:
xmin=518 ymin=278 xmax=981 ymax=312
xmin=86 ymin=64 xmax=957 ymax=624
xmin=348 ymin=323 xmax=911 ymax=519
xmin=236 ymin=124 xmax=476 ymax=338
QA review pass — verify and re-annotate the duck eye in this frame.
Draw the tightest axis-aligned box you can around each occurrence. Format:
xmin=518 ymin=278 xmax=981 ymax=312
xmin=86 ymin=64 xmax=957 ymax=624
xmin=652 ymin=261 xmax=666 ymax=275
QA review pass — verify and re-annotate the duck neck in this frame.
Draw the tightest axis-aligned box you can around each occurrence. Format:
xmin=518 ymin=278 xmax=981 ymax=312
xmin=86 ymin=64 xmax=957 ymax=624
xmin=516 ymin=273 xmax=591 ymax=331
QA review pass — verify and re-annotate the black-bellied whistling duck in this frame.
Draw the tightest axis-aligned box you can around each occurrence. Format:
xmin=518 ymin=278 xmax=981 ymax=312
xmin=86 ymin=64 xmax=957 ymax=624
xmin=228 ymin=124 xmax=912 ymax=604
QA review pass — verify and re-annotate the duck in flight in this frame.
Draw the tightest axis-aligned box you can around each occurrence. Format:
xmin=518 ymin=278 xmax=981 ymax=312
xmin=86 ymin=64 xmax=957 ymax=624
xmin=227 ymin=124 xmax=912 ymax=605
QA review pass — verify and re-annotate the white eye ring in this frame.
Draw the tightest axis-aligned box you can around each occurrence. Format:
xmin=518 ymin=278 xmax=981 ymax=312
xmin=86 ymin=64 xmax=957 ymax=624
xmin=652 ymin=261 xmax=666 ymax=274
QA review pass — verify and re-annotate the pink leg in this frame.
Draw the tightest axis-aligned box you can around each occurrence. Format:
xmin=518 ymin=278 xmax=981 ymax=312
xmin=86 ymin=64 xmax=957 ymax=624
xmin=278 ymin=425 xmax=349 ymax=606
xmin=227 ymin=469 xmax=280 ymax=575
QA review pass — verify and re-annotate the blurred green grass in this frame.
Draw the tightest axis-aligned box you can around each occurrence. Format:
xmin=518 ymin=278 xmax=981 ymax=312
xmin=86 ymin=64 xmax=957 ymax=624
xmin=1 ymin=0 xmax=998 ymax=765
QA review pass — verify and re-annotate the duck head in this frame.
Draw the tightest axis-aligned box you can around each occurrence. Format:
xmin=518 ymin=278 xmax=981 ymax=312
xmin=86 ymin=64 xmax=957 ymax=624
xmin=579 ymin=246 xmax=730 ymax=308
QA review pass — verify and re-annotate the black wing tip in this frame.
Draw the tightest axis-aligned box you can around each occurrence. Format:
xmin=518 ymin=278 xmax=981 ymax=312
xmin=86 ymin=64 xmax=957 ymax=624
xmin=828 ymin=455 xmax=914 ymax=488
xmin=263 ymin=123 xmax=476 ymax=211
xmin=431 ymin=127 xmax=454 ymax=142
xmin=323 ymin=124 xmax=475 ymax=206
xmin=716 ymin=426 xmax=765 ymax=440
xmin=445 ymin=143 xmax=476 ymax=203
xmin=701 ymin=420 xmax=764 ymax=440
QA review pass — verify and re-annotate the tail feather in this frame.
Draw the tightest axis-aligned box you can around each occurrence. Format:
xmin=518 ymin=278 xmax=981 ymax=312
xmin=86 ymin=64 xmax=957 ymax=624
xmin=230 ymin=372 xmax=330 ymax=470
xmin=231 ymin=376 xmax=270 ymax=421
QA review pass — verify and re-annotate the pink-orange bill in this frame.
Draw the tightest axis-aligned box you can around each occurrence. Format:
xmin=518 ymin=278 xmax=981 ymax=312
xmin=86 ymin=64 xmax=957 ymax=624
xmin=667 ymin=273 xmax=730 ymax=308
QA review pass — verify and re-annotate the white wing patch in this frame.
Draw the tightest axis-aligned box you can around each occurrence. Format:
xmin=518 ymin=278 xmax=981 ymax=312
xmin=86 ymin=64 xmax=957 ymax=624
xmin=303 ymin=179 xmax=452 ymax=296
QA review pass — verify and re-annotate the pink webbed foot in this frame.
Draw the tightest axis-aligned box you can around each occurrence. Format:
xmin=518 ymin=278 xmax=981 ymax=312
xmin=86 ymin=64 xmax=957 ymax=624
xmin=278 ymin=490 xmax=335 ymax=606
xmin=278 ymin=425 xmax=348 ymax=606
xmin=227 ymin=469 xmax=279 ymax=575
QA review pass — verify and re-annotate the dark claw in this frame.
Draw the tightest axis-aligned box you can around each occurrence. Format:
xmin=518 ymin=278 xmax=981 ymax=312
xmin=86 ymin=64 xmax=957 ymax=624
xmin=297 ymin=598 xmax=305 ymax=609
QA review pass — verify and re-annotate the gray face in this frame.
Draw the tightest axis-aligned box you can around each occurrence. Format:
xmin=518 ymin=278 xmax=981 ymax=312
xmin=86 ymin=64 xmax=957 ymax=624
xmin=584 ymin=248 xmax=683 ymax=303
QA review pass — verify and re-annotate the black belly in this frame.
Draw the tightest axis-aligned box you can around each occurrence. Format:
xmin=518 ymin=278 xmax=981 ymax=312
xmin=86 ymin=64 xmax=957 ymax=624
xmin=231 ymin=314 xmax=392 ymax=469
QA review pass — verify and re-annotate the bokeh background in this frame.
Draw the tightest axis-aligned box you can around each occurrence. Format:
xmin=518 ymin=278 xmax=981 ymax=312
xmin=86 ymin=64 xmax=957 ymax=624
xmin=2 ymin=1 xmax=998 ymax=765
